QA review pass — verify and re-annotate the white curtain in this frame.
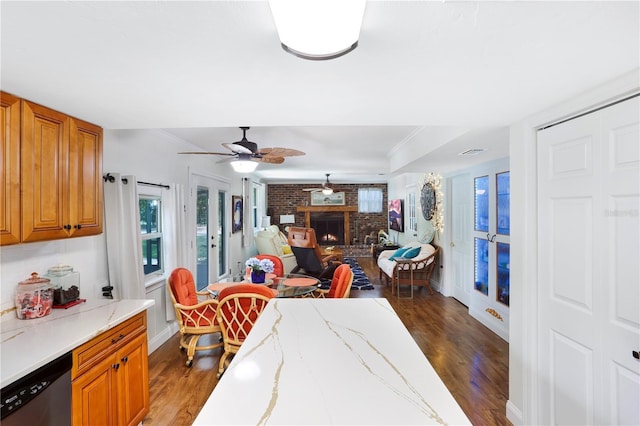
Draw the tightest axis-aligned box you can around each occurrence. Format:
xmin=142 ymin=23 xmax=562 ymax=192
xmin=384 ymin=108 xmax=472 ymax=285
xmin=242 ymin=177 xmax=254 ymax=248
xmin=103 ymin=174 xmax=145 ymax=299
xmin=162 ymin=184 xmax=187 ymax=321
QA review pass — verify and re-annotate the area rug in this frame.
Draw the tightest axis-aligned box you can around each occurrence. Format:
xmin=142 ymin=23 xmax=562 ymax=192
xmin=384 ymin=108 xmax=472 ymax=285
xmin=318 ymin=257 xmax=374 ymax=291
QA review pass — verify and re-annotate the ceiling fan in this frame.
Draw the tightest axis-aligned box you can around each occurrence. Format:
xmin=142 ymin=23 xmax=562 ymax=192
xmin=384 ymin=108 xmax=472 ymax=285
xmin=179 ymin=127 xmax=305 ymax=172
xmin=303 ymin=174 xmax=334 ymax=195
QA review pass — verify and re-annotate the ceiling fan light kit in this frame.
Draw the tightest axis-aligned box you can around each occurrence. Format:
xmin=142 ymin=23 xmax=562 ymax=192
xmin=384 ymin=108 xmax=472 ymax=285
xmin=269 ymin=0 xmax=366 ymax=61
xmin=303 ymin=173 xmax=334 ymax=193
xmin=230 ymin=154 xmax=259 ymax=173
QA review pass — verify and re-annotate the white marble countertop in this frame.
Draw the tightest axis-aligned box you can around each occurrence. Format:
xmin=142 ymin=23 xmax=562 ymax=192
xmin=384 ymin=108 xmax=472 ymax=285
xmin=0 ymin=298 xmax=154 ymax=388
xmin=194 ymin=298 xmax=471 ymax=425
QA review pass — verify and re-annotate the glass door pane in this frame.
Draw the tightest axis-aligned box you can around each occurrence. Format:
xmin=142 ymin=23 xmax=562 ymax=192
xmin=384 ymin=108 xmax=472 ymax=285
xmin=475 ymin=176 xmax=489 ymax=232
xmin=474 ymin=237 xmax=489 ymax=295
xmin=496 ymin=171 xmax=510 ymax=235
xmin=217 ymin=190 xmax=226 ymax=278
xmin=196 ymin=186 xmax=209 ymax=290
xmin=497 ymin=242 xmax=510 ymax=306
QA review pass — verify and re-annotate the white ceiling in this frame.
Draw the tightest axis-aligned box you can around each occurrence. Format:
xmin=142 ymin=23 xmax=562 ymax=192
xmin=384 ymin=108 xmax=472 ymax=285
xmin=2 ymin=1 xmax=638 ymax=183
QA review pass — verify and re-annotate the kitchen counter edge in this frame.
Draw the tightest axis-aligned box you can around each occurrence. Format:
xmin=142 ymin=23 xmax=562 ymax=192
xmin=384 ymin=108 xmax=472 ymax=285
xmin=0 ymin=298 xmax=155 ymax=388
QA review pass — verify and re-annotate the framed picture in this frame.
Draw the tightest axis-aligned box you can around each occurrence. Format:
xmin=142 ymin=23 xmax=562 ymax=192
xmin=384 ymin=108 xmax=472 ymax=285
xmin=232 ymin=195 xmax=243 ymax=233
xmin=388 ymin=199 xmax=404 ymax=232
xmin=310 ymin=191 xmax=345 ymax=206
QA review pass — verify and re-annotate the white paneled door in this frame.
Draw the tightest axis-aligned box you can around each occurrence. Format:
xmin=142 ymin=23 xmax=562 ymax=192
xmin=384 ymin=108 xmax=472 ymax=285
xmin=537 ymin=96 xmax=639 ymax=425
xmin=450 ymin=173 xmax=472 ymax=307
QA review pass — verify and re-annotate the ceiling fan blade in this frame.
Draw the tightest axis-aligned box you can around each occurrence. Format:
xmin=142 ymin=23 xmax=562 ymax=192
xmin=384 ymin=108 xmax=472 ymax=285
xmin=222 ymin=142 xmax=253 ymax=155
xmin=257 ymin=147 xmax=305 ymax=157
xmin=255 ymin=156 xmax=285 ymax=164
xmin=302 ymin=188 xmax=322 ymax=192
xmin=178 ymin=151 xmax=234 ymax=156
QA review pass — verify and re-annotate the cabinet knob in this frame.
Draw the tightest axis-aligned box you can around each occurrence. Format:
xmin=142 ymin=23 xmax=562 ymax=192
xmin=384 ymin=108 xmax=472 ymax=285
xmin=121 ymin=356 xmax=128 ymax=363
xmin=64 ymin=224 xmax=72 ymax=230
xmin=112 ymin=363 xmax=120 ymax=370
xmin=74 ymin=224 xmax=82 ymax=229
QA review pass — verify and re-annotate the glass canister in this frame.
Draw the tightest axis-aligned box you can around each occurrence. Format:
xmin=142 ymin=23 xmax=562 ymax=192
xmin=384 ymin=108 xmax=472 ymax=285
xmin=15 ymin=272 xmax=54 ymax=319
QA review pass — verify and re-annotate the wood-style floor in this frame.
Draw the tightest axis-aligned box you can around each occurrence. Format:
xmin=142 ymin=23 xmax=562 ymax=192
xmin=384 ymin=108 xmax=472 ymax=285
xmin=144 ymin=257 xmax=510 ymax=425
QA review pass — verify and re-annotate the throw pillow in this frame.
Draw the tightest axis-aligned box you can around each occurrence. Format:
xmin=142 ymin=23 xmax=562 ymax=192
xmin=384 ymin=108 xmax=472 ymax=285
xmin=402 ymin=246 xmax=421 ymax=259
xmin=281 ymin=244 xmax=293 ymax=255
xmin=389 ymin=246 xmax=409 ymax=261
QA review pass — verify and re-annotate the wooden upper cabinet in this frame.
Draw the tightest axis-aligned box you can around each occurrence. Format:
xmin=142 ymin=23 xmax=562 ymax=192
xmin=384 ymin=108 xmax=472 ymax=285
xmin=68 ymin=118 xmax=103 ymax=238
xmin=21 ymin=100 xmax=103 ymax=242
xmin=1 ymin=92 xmax=21 ymax=245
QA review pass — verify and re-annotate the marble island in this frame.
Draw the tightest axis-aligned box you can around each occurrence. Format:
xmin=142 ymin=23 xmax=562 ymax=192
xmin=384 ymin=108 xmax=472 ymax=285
xmin=194 ymin=298 xmax=471 ymax=425
xmin=0 ymin=298 xmax=154 ymax=388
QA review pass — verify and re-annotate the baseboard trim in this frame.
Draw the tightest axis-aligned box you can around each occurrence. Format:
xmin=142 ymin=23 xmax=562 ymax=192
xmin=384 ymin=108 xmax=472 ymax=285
xmin=506 ymin=400 xmax=523 ymax=425
xmin=148 ymin=322 xmax=178 ymax=354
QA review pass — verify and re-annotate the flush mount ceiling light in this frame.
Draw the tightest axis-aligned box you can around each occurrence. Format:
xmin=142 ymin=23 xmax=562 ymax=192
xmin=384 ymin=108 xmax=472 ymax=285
xmin=230 ymin=154 xmax=259 ymax=173
xmin=269 ymin=0 xmax=366 ymax=61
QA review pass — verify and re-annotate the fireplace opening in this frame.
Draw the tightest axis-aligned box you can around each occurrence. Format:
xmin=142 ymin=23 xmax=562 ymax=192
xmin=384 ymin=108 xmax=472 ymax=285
xmin=310 ymin=213 xmax=344 ymax=246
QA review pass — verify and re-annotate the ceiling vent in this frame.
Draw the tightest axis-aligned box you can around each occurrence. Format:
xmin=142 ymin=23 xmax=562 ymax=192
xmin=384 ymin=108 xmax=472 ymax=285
xmin=458 ymin=148 xmax=486 ymax=156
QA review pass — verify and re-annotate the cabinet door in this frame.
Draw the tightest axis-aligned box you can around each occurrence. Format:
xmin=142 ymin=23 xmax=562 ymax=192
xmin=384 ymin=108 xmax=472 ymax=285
xmin=68 ymin=118 xmax=103 ymax=237
xmin=72 ymin=355 xmax=118 ymax=426
xmin=0 ymin=92 xmax=21 ymax=245
xmin=21 ymin=100 xmax=70 ymax=241
xmin=117 ymin=332 xmax=150 ymax=426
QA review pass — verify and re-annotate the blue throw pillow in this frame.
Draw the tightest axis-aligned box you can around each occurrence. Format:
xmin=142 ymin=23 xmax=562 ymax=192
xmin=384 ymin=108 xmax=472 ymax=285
xmin=402 ymin=247 xmax=421 ymax=259
xmin=389 ymin=247 xmax=409 ymax=261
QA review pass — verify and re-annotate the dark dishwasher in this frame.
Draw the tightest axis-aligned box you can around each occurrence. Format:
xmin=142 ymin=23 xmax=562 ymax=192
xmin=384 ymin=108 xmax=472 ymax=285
xmin=1 ymin=351 xmax=72 ymax=425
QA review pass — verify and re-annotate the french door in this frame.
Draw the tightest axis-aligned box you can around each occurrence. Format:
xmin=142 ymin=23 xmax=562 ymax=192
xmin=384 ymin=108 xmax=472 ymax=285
xmin=470 ymin=167 xmax=510 ymax=341
xmin=191 ymin=174 xmax=229 ymax=290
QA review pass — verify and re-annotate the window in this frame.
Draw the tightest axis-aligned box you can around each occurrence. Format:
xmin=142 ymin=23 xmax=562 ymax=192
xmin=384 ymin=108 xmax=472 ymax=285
xmin=139 ymin=193 xmax=163 ymax=276
xmin=251 ymin=181 xmax=266 ymax=231
xmin=358 ymin=188 xmax=382 ymax=213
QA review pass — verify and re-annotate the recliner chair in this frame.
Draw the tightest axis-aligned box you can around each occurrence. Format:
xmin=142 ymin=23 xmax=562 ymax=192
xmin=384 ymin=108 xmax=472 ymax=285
xmin=254 ymin=225 xmax=297 ymax=273
xmin=287 ymin=226 xmax=341 ymax=280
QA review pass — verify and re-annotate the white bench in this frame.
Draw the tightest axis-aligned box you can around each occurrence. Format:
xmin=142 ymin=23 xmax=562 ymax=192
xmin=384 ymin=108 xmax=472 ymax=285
xmin=377 ymin=242 xmax=439 ymax=295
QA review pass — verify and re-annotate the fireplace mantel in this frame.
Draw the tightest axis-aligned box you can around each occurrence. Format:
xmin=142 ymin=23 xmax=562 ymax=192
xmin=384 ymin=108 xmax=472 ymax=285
xmin=297 ymin=206 xmax=357 ymax=245
xmin=297 ymin=206 xmax=357 ymax=213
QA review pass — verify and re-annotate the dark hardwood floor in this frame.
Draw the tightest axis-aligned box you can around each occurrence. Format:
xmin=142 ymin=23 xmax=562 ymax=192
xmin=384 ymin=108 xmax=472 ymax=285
xmin=144 ymin=257 xmax=510 ymax=425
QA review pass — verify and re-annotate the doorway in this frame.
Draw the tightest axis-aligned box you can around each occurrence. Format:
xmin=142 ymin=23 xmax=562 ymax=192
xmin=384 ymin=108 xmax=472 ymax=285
xmin=191 ymin=174 xmax=230 ymax=290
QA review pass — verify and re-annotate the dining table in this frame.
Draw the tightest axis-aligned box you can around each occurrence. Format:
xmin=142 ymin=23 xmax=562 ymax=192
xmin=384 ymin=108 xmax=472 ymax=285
xmin=207 ymin=273 xmax=320 ymax=299
xmin=193 ymin=298 xmax=471 ymax=425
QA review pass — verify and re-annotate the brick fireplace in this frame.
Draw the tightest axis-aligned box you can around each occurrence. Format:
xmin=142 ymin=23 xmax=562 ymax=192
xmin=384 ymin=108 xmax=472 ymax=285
xmin=266 ymin=183 xmax=389 ymax=246
xmin=298 ymin=206 xmax=357 ymax=246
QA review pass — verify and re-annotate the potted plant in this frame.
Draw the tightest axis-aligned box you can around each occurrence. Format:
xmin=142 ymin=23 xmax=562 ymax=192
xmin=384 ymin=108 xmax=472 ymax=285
xmin=245 ymin=258 xmax=275 ymax=284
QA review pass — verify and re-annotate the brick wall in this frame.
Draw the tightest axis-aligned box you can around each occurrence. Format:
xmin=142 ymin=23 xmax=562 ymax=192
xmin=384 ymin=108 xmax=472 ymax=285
xmin=267 ymin=183 xmax=388 ymax=245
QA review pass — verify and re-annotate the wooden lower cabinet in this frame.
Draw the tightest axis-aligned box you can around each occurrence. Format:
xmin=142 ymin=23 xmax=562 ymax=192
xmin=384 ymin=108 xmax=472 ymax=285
xmin=71 ymin=313 xmax=149 ymax=426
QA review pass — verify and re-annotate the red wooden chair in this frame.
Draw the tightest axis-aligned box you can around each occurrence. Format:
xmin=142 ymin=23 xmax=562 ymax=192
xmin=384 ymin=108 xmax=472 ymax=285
xmin=315 ymin=263 xmax=353 ymax=298
xmin=255 ymin=254 xmax=284 ymax=277
xmin=215 ymin=284 xmax=275 ymax=377
xmin=167 ymin=268 xmax=222 ymax=367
